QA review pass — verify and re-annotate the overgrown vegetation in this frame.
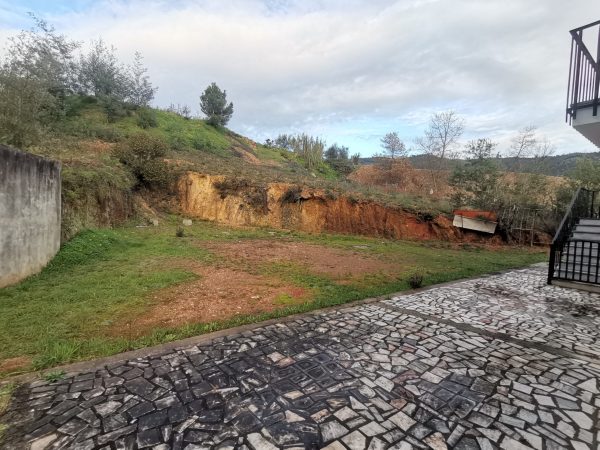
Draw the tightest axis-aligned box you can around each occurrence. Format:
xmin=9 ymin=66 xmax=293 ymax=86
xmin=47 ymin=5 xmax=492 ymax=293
xmin=113 ymin=133 xmax=173 ymax=188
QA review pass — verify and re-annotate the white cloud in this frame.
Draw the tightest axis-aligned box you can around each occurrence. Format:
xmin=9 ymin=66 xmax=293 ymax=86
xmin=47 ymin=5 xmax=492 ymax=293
xmin=3 ymin=0 xmax=600 ymax=155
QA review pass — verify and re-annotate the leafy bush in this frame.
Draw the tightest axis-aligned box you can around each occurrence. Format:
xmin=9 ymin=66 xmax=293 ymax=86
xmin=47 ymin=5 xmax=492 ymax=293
xmin=169 ymin=134 xmax=188 ymax=151
xmin=102 ymin=96 xmax=129 ymax=123
xmin=136 ymin=107 xmax=158 ymax=129
xmin=113 ymin=133 xmax=172 ymax=188
xmin=408 ymin=271 xmax=424 ymax=289
xmin=191 ymin=134 xmax=221 ymax=153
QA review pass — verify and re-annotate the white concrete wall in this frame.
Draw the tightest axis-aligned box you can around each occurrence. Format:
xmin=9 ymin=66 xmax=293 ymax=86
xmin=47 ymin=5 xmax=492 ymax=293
xmin=573 ymin=106 xmax=600 ymax=148
xmin=0 ymin=145 xmax=61 ymax=288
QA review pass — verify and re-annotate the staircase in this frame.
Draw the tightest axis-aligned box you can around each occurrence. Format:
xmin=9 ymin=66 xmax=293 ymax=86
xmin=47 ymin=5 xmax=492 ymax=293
xmin=548 ymin=189 xmax=600 ymax=290
xmin=554 ymin=219 xmax=600 ymax=283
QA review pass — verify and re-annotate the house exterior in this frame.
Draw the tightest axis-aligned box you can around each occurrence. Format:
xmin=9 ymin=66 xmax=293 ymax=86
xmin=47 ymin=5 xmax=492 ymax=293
xmin=548 ymin=20 xmax=600 ymax=291
xmin=566 ymin=20 xmax=600 ymax=147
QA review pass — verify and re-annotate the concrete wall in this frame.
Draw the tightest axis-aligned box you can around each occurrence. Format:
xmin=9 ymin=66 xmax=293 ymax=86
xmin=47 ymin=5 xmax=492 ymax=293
xmin=0 ymin=145 xmax=61 ymax=288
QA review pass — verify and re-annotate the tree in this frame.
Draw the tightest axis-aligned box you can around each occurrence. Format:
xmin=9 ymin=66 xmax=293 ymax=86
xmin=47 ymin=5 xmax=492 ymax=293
xmin=78 ymin=39 xmax=129 ymax=100
xmin=200 ymin=82 xmax=234 ymax=126
xmin=507 ymin=125 xmax=538 ymax=172
xmin=450 ymin=139 xmax=500 ymax=209
xmin=572 ymin=157 xmax=600 ymax=190
xmin=288 ymin=134 xmax=325 ymax=170
xmin=127 ymin=52 xmax=156 ymax=107
xmin=415 ymin=110 xmax=465 ymax=191
xmin=380 ymin=132 xmax=406 ymax=159
xmin=415 ymin=111 xmax=465 ymax=161
xmin=274 ymin=134 xmax=293 ymax=150
xmin=324 ymin=143 xmax=354 ymax=175
xmin=5 ymin=14 xmax=79 ymax=96
xmin=509 ymin=125 xmax=537 ymax=160
xmin=0 ymin=15 xmax=79 ymax=146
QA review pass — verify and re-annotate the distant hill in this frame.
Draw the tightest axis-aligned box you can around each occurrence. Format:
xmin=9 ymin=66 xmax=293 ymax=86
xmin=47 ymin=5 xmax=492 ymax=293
xmin=359 ymin=152 xmax=600 ymax=177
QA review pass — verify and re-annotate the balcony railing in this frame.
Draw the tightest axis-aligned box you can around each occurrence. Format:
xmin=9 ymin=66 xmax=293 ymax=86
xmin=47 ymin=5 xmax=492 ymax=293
xmin=548 ymin=188 xmax=600 ymax=285
xmin=566 ymin=20 xmax=600 ymax=124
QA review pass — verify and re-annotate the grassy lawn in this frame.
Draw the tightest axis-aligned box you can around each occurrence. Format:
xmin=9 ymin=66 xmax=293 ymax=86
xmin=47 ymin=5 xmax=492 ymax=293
xmin=0 ymin=220 xmax=547 ymax=377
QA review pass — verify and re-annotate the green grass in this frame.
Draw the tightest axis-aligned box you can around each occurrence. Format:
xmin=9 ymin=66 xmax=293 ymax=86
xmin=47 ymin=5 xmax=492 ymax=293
xmin=0 ymin=221 xmax=546 ymax=377
xmin=0 ymin=382 xmax=15 ymax=441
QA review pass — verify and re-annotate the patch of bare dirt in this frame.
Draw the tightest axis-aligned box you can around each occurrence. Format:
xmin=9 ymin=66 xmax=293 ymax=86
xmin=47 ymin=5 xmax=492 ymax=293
xmin=204 ymin=239 xmax=400 ymax=281
xmin=0 ymin=357 xmax=31 ymax=375
xmin=113 ymin=266 xmax=309 ymax=337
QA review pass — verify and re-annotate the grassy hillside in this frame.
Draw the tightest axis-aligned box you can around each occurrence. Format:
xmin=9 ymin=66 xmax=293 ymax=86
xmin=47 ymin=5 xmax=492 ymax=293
xmin=26 ymin=96 xmax=450 ymax=240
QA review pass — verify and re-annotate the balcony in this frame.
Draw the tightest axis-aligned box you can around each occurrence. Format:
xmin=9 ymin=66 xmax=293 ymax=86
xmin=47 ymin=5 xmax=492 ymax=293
xmin=566 ymin=20 xmax=600 ymax=147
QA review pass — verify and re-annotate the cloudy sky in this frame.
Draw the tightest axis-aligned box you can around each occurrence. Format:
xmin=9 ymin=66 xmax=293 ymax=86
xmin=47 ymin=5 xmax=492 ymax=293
xmin=1 ymin=0 xmax=600 ymax=156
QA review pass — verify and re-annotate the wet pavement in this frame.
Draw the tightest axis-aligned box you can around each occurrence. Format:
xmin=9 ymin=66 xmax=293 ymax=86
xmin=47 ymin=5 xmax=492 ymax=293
xmin=1 ymin=264 xmax=599 ymax=449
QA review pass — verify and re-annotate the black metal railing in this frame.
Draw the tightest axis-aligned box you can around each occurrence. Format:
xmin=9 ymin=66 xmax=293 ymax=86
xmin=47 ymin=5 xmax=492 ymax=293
xmin=566 ymin=20 xmax=600 ymax=123
xmin=548 ymin=188 xmax=600 ymax=284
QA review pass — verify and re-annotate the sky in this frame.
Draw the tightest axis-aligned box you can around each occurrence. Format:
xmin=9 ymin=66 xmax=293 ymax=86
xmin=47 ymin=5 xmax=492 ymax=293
xmin=1 ymin=0 xmax=600 ymax=157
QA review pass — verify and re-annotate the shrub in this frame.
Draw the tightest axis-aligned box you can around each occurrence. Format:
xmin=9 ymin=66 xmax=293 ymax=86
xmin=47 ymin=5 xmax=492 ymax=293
xmin=408 ymin=271 xmax=424 ymax=289
xmin=102 ymin=96 xmax=128 ymax=123
xmin=191 ymin=134 xmax=217 ymax=152
xmin=169 ymin=134 xmax=188 ymax=151
xmin=136 ymin=107 xmax=158 ymax=129
xmin=113 ymin=133 xmax=172 ymax=188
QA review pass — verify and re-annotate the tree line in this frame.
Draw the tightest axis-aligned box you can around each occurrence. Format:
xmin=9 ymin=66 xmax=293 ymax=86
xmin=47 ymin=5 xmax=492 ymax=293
xmin=265 ymin=134 xmax=360 ymax=174
xmin=0 ymin=16 xmax=234 ymax=148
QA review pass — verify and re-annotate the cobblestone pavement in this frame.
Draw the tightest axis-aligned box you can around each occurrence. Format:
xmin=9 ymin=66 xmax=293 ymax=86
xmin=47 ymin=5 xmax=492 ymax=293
xmin=1 ymin=265 xmax=599 ymax=450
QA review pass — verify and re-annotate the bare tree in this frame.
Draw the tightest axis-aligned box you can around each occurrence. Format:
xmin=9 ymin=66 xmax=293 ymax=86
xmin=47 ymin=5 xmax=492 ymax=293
xmin=509 ymin=125 xmax=537 ymax=159
xmin=415 ymin=111 xmax=465 ymax=161
xmin=380 ymin=132 xmax=407 ymax=159
xmin=415 ymin=110 xmax=465 ymax=192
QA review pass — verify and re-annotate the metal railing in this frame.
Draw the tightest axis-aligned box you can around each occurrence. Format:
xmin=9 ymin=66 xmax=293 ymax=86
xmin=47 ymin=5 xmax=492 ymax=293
xmin=548 ymin=188 xmax=600 ymax=284
xmin=566 ymin=20 xmax=600 ymax=123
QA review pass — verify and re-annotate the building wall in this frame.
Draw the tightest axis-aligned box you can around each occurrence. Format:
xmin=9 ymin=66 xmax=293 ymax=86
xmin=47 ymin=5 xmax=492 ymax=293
xmin=0 ymin=145 xmax=61 ymax=288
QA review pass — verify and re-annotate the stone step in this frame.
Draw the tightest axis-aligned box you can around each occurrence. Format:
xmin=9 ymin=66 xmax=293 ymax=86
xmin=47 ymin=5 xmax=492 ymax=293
xmin=574 ymin=225 xmax=600 ymax=234
xmin=561 ymin=245 xmax=599 ymax=262
xmin=571 ymin=232 xmax=600 ymax=242
xmin=579 ymin=218 xmax=600 ymax=226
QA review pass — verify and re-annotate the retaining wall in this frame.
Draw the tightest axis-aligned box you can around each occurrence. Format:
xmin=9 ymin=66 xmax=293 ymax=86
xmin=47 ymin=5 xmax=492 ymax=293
xmin=0 ymin=145 xmax=61 ymax=288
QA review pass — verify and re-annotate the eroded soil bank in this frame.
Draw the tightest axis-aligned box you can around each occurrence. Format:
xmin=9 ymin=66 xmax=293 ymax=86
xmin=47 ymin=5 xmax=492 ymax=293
xmin=177 ymin=173 xmax=488 ymax=242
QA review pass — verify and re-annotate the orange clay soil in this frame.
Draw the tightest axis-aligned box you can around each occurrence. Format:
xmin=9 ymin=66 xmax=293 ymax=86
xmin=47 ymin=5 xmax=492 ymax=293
xmin=202 ymin=239 xmax=402 ymax=281
xmin=110 ymin=265 xmax=310 ymax=337
xmin=0 ymin=356 xmax=32 ymax=375
xmin=108 ymin=240 xmax=401 ymax=337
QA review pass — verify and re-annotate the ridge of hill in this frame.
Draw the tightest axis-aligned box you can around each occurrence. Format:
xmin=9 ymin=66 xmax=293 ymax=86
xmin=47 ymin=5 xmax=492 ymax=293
xmin=360 ymin=151 xmax=600 ymax=177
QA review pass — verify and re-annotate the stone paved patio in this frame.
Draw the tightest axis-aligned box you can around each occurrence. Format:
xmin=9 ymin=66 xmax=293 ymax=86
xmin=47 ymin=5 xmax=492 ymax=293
xmin=1 ymin=265 xmax=599 ymax=450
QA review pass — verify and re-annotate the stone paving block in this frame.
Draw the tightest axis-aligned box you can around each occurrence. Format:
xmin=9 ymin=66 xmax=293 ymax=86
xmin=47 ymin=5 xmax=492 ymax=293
xmin=1 ymin=266 xmax=599 ymax=449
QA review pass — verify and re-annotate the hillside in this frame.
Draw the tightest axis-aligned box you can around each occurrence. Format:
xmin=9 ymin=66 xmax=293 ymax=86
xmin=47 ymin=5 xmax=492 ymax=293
xmin=27 ymin=97 xmax=451 ymax=240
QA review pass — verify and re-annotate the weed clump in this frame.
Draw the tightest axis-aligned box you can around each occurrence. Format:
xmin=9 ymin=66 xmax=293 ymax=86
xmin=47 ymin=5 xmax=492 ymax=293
xmin=281 ymin=186 xmax=303 ymax=204
xmin=408 ymin=271 xmax=424 ymax=289
xmin=176 ymin=227 xmax=185 ymax=237
xmin=214 ymin=177 xmax=268 ymax=213
xmin=136 ymin=107 xmax=158 ymax=129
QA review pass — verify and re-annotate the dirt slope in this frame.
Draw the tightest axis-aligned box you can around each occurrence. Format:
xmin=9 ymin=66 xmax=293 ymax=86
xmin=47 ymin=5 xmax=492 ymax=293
xmin=177 ymin=172 xmax=480 ymax=242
